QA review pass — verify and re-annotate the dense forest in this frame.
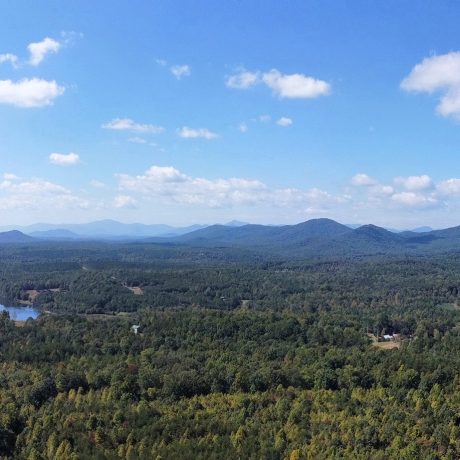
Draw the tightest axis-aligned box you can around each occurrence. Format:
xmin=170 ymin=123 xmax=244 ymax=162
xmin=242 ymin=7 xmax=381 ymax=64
xmin=1 ymin=242 xmax=460 ymax=314
xmin=1 ymin=242 xmax=460 ymax=458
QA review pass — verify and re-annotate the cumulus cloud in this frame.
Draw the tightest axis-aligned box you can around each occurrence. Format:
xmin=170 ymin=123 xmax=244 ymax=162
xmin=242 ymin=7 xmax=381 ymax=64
xmin=4 ymin=179 xmax=68 ymax=195
xmin=350 ymin=172 xmax=444 ymax=209
xmin=262 ymin=69 xmax=331 ymax=99
xmin=0 ymin=176 xmax=88 ymax=210
xmin=3 ymin=173 xmax=19 ymax=181
xmin=0 ymin=53 xmax=18 ymax=67
xmin=401 ymin=52 xmax=460 ymax=119
xmin=170 ymin=64 xmax=191 ymax=79
xmin=0 ymin=37 xmax=67 ymax=108
xmin=437 ymin=178 xmax=460 ymax=196
xmin=226 ymin=68 xmax=331 ymax=99
xmin=351 ymin=174 xmax=394 ymax=202
xmin=177 ymin=127 xmax=219 ymax=139
xmin=372 ymin=185 xmax=394 ymax=195
xmin=102 ymin=118 xmax=164 ymax=134
xmin=49 ymin=152 xmax=80 ymax=166
xmin=114 ymin=195 xmax=137 ymax=209
xmin=351 ymin=173 xmax=377 ymax=186
xmin=28 ymin=37 xmax=61 ymax=66
xmin=0 ymin=78 xmax=64 ymax=107
xmin=1 ymin=36 xmax=64 ymax=68
xmin=226 ymin=71 xmax=260 ymax=89
xmin=276 ymin=117 xmax=293 ymax=127
xmin=394 ymin=175 xmax=433 ymax=191
xmin=391 ymin=192 xmax=437 ymax=207
xmin=116 ymin=165 xmax=344 ymax=210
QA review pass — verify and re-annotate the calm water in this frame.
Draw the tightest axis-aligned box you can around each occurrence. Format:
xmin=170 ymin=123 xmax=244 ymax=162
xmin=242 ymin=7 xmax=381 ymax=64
xmin=0 ymin=304 xmax=40 ymax=320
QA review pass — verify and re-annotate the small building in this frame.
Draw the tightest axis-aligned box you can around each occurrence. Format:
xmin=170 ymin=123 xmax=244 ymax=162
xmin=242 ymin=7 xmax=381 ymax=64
xmin=131 ymin=325 xmax=140 ymax=334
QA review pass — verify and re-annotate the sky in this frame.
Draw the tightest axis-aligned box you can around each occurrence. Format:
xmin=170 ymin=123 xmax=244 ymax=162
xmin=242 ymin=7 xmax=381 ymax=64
xmin=1 ymin=0 xmax=460 ymax=228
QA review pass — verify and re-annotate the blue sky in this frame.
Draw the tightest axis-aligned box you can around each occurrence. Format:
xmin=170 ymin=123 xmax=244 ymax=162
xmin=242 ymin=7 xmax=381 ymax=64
xmin=1 ymin=0 xmax=460 ymax=227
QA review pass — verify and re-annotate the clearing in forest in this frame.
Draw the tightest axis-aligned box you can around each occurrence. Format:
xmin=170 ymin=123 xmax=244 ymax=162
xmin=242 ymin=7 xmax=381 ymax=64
xmin=367 ymin=333 xmax=402 ymax=350
xmin=124 ymin=285 xmax=144 ymax=295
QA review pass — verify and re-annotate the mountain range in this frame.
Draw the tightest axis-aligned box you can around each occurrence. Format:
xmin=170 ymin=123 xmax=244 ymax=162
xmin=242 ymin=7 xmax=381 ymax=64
xmin=161 ymin=219 xmax=447 ymax=257
xmin=0 ymin=219 xmax=433 ymax=241
xmin=0 ymin=218 xmax=458 ymax=258
xmin=0 ymin=219 xmax=211 ymax=240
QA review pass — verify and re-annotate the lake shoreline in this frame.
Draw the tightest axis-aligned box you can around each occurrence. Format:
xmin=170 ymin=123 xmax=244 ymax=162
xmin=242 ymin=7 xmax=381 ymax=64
xmin=0 ymin=304 xmax=40 ymax=320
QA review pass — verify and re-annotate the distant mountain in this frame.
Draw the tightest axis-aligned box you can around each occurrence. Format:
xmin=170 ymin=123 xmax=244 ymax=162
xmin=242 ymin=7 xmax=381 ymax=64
xmin=429 ymin=225 xmax=460 ymax=239
xmin=347 ymin=224 xmax=405 ymax=233
xmin=225 ymin=220 xmax=250 ymax=227
xmin=0 ymin=230 xmax=35 ymax=244
xmin=4 ymin=218 xmax=460 ymax=258
xmin=155 ymin=224 xmax=207 ymax=238
xmin=411 ymin=226 xmax=433 ymax=233
xmin=348 ymin=224 xmax=404 ymax=244
xmin=30 ymin=229 xmax=83 ymax=240
xmin=283 ymin=219 xmax=352 ymax=239
xmin=175 ymin=218 xmax=353 ymax=248
xmin=158 ymin=218 xmax=460 ymax=258
xmin=0 ymin=220 xmax=210 ymax=240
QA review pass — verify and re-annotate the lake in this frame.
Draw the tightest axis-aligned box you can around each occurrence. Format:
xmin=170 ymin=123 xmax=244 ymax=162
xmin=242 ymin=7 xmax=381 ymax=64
xmin=0 ymin=304 xmax=40 ymax=320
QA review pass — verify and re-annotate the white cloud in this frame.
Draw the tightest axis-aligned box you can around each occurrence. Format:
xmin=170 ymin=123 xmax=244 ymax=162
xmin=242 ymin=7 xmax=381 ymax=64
xmin=49 ymin=152 xmax=80 ymax=166
xmin=259 ymin=115 xmax=271 ymax=122
xmin=437 ymin=178 xmax=460 ymax=196
xmin=116 ymin=165 xmax=343 ymax=210
xmin=0 ymin=176 xmax=88 ymax=211
xmin=0 ymin=53 xmax=18 ymax=67
xmin=114 ymin=195 xmax=137 ymax=209
xmin=102 ymin=118 xmax=164 ymax=134
xmin=372 ymin=184 xmax=394 ymax=195
xmin=276 ymin=117 xmax=293 ymax=127
xmin=227 ymin=68 xmax=331 ymax=99
xmin=1 ymin=34 xmax=72 ymax=69
xmin=226 ymin=71 xmax=260 ymax=89
xmin=0 ymin=78 xmax=64 ymax=107
xmin=177 ymin=127 xmax=219 ymax=139
xmin=351 ymin=174 xmax=394 ymax=199
xmin=262 ymin=69 xmax=331 ymax=99
xmin=7 ymin=179 xmax=68 ymax=194
xmin=141 ymin=165 xmax=188 ymax=183
xmin=395 ymin=175 xmax=432 ymax=191
xmin=437 ymin=89 xmax=460 ymax=118
xmin=170 ymin=64 xmax=191 ymax=79
xmin=28 ymin=37 xmax=61 ymax=66
xmin=351 ymin=173 xmax=377 ymax=186
xmin=350 ymin=172 xmax=445 ymax=209
xmin=3 ymin=173 xmax=19 ymax=181
xmin=391 ymin=192 xmax=437 ymax=207
xmin=401 ymin=52 xmax=460 ymax=92
xmin=401 ymin=52 xmax=460 ymax=119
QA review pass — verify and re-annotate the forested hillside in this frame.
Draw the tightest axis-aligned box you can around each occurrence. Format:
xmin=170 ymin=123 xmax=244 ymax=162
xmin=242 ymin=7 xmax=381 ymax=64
xmin=1 ymin=242 xmax=460 ymax=457
xmin=1 ymin=304 xmax=460 ymax=459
